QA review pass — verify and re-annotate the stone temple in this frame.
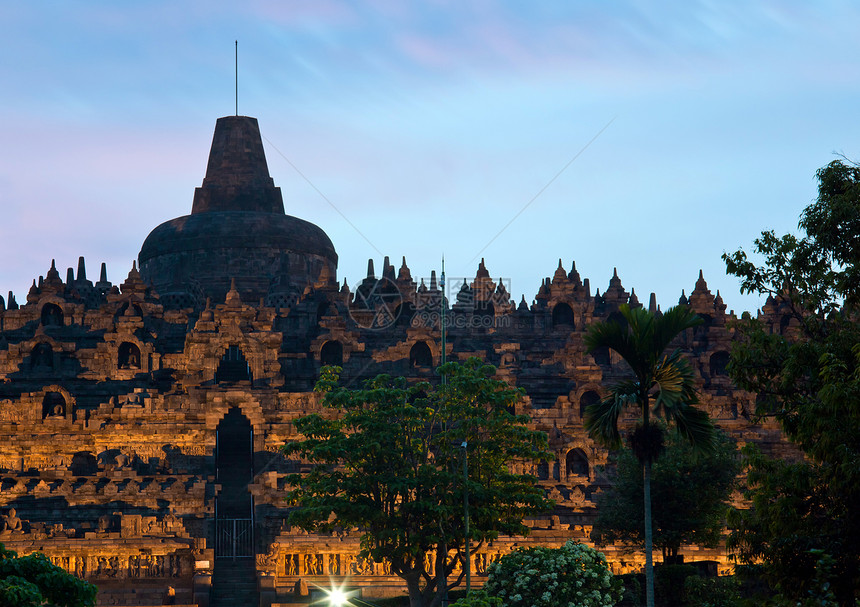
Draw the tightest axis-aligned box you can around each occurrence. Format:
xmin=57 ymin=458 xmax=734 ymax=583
xmin=0 ymin=115 xmax=791 ymax=606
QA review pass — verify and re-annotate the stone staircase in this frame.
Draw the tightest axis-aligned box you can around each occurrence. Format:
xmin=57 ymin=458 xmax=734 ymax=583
xmin=212 ymin=557 xmax=259 ymax=607
xmin=217 ymin=407 xmax=253 ymax=518
xmin=212 ymin=407 xmax=258 ymax=606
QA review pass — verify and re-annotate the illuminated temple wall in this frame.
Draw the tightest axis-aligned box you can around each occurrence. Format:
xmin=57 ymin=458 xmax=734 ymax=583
xmin=0 ymin=116 xmax=796 ymax=606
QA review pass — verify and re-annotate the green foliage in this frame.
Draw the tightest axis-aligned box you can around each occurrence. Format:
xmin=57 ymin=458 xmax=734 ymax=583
xmin=800 ymin=550 xmax=841 ymax=607
xmin=618 ymin=573 xmax=642 ymax=606
xmin=449 ymin=589 xmax=503 ymax=607
xmin=683 ymin=576 xmax=740 ymax=607
xmin=731 ymin=551 xmax=844 ymax=607
xmin=284 ymin=359 xmax=552 ymax=607
xmin=654 ymin=564 xmax=698 ymax=607
xmin=584 ymin=304 xmax=714 ymax=457
xmin=0 ymin=576 xmax=43 ymax=607
xmin=723 ymin=160 xmax=860 ymax=606
xmin=482 ymin=541 xmax=623 ymax=607
xmin=584 ymin=303 xmax=715 ymax=607
xmin=0 ymin=543 xmax=97 ymax=607
xmin=595 ymin=429 xmax=740 ymax=560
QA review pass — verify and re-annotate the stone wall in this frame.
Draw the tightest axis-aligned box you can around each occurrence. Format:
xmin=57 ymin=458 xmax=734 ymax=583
xmin=0 ymin=255 xmax=796 ymax=605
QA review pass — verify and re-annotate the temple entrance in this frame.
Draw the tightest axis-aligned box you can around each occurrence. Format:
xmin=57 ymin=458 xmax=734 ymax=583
xmin=216 ymin=346 xmax=252 ymax=384
xmin=215 ymin=407 xmax=253 ymax=559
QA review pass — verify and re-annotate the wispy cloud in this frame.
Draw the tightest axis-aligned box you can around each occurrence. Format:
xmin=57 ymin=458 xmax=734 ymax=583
xmin=2 ymin=0 xmax=860 ymax=312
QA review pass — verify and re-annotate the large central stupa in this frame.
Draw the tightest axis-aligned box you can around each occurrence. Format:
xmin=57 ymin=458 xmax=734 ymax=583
xmin=138 ymin=115 xmax=338 ymax=308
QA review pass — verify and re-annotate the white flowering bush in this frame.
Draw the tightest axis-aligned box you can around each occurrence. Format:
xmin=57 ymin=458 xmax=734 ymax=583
xmin=484 ymin=541 xmax=623 ymax=607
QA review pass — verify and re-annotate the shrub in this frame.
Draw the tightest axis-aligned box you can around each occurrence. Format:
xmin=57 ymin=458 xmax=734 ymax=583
xmin=655 ymin=564 xmax=698 ymax=607
xmin=449 ymin=589 xmax=503 ymax=607
xmin=684 ymin=576 xmax=740 ymax=607
xmin=484 ymin=541 xmax=623 ymax=607
xmin=617 ymin=573 xmax=642 ymax=606
xmin=0 ymin=543 xmax=97 ymax=607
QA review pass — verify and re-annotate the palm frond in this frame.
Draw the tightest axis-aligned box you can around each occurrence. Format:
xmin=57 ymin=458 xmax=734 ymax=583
xmin=620 ymin=304 xmax=657 ymax=366
xmin=651 ymin=350 xmax=699 ymax=416
xmin=587 ymin=304 xmax=715 ymax=457
xmin=669 ymin=404 xmax=716 ymax=454
xmin=584 ymin=381 xmax=639 ymax=449
xmin=650 ymin=349 xmax=713 ymax=452
xmin=585 ymin=311 xmax=637 ymax=364
xmin=651 ymin=305 xmax=702 ymax=355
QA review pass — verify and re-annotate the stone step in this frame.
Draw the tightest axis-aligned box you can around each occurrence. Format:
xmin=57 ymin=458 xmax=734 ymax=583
xmin=212 ymin=559 xmax=259 ymax=607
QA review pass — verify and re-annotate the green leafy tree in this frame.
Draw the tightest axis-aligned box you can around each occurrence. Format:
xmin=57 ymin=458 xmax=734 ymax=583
xmin=449 ymin=590 xmax=502 ymax=607
xmin=594 ymin=429 xmax=740 ymax=562
xmin=284 ymin=359 xmax=552 ymax=607
xmin=683 ymin=575 xmax=740 ymax=607
xmin=723 ymin=159 xmax=860 ymax=606
xmin=584 ymin=303 xmax=715 ymax=607
xmin=480 ymin=541 xmax=623 ymax=607
xmin=0 ymin=543 xmax=97 ymax=607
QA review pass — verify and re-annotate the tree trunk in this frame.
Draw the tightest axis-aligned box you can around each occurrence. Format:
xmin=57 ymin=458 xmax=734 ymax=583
xmin=405 ymin=572 xmax=425 ymax=607
xmin=436 ymin=540 xmax=448 ymax=607
xmin=665 ymin=547 xmax=683 ymax=565
xmin=644 ymin=458 xmax=655 ymax=607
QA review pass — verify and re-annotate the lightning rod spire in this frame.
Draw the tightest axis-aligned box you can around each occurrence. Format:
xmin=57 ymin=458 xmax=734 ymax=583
xmin=235 ymin=40 xmax=238 ymax=116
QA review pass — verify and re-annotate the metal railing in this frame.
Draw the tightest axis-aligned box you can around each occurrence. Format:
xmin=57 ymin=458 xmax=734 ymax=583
xmin=215 ymin=518 xmax=253 ymax=559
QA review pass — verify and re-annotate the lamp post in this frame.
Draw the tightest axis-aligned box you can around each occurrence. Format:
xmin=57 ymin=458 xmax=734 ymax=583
xmin=439 ymin=260 xmax=450 ymax=607
xmin=461 ymin=440 xmax=470 ymax=596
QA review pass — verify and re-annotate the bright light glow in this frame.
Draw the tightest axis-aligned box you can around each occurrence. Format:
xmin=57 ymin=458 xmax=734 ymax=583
xmin=328 ymin=588 xmax=349 ymax=607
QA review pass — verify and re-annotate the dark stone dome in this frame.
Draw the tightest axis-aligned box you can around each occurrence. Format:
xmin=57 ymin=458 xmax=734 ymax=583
xmin=139 ymin=212 xmax=336 ymax=261
xmin=138 ymin=116 xmax=337 ymax=308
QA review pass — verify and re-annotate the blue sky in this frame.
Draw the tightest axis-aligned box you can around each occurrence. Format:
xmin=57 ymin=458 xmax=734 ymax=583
xmin=2 ymin=1 xmax=859 ymax=314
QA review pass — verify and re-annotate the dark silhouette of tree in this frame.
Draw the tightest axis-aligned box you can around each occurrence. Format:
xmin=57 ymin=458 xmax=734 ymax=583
xmin=723 ymin=159 xmax=860 ymax=606
xmin=584 ymin=304 xmax=714 ymax=607
xmin=284 ymin=359 xmax=552 ymax=607
xmin=594 ymin=429 xmax=739 ymax=562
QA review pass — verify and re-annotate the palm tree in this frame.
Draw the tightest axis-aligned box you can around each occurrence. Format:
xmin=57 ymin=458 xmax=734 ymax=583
xmin=585 ymin=303 xmax=715 ymax=607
